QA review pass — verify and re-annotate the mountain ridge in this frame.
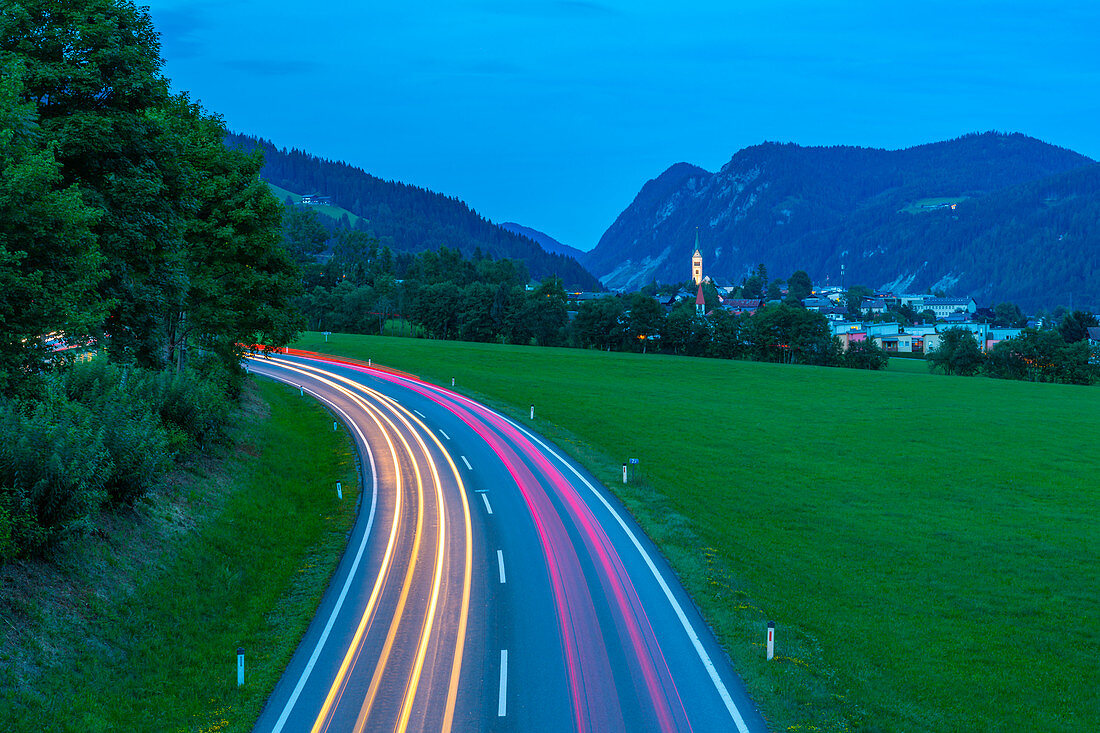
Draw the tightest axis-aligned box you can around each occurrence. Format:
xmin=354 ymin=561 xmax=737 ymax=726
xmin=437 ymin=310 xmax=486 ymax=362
xmin=499 ymin=222 xmax=588 ymax=261
xmin=585 ymin=132 xmax=1096 ymax=310
xmin=226 ymin=133 xmax=603 ymax=291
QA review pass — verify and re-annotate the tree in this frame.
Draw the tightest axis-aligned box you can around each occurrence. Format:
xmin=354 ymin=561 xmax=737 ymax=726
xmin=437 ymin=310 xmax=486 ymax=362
xmin=0 ymin=67 xmax=106 ymax=396
xmin=525 ymin=277 xmax=569 ymax=346
xmin=622 ymin=293 xmax=666 ymax=353
xmin=1058 ymin=310 xmax=1098 ymax=343
xmin=748 ymin=304 xmax=837 ymax=365
xmin=845 ymin=286 xmax=874 ymax=317
xmin=927 ymin=328 xmax=984 ymax=376
xmin=158 ymin=95 xmax=303 ymax=370
xmin=282 ymin=206 xmax=330 ymax=267
xmin=842 ymin=338 xmax=889 ymax=370
xmin=459 ymin=283 xmax=497 ymax=342
xmin=3 ymin=0 xmax=183 ymax=367
xmin=573 ymin=296 xmax=625 ymax=351
xmin=708 ymin=311 xmax=747 ymax=360
xmin=787 ymin=270 xmax=813 ymax=301
xmin=992 ymin=302 xmax=1027 ymax=328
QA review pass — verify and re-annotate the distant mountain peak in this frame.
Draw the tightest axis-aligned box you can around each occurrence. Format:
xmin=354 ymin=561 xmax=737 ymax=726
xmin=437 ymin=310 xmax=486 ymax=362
xmin=499 ymin=222 xmax=587 ymax=262
xmin=584 ymin=133 xmax=1097 ymax=309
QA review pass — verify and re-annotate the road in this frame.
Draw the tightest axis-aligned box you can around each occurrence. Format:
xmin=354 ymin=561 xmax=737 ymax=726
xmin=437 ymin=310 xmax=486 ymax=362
xmin=249 ymin=350 xmax=768 ymax=733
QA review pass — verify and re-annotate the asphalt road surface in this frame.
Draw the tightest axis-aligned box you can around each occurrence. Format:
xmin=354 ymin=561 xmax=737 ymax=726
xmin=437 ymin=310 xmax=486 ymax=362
xmin=248 ymin=350 xmax=768 ymax=733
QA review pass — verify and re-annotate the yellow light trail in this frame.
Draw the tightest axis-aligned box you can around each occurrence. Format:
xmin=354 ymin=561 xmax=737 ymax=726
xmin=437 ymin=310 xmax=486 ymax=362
xmin=264 ymin=357 xmax=473 ymax=733
xmin=350 ymin=404 xmax=428 ymax=731
xmin=244 ymin=359 xmax=406 ymax=733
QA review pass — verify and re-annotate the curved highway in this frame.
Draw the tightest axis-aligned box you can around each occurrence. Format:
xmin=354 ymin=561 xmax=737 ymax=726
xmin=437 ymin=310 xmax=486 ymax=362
xmin=249 ymin=350 xmax=767 ymax=733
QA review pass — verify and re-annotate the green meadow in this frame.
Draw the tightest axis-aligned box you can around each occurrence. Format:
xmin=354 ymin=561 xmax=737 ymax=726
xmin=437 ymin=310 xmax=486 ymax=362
xmin=264 ymin=181 xmax=364 ymax=228
xmin=292 ymin=332 xmax=1099 ymax=732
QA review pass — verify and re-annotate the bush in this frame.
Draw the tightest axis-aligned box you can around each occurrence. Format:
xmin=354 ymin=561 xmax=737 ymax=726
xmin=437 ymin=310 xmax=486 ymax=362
xmin=842 ymin=339 xmax=889 ymax=370
xmin=0 ymin=398 xmax=109 ymax=558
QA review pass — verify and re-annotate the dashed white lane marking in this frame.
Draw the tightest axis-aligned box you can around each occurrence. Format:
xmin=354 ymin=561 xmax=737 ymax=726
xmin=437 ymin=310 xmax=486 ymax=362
xmin=413 ymin=409 xmax=425 ymax=418
xmin=461 ymin=455 xmax=472 ymax=470
xmin=439 ymin=429 xmax=451 ymax=440
xmin=496 ymin=550 xmax=506 ymax=584
xmin=498 ymin=650 xmax=508 ymax=717
xmin=480 ymin=493 xmax=493 ymax=515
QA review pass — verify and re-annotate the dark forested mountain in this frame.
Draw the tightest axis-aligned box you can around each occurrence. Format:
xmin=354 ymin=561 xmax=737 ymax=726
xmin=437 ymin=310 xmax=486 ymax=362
xmin=226 ymin=133 xmax=602 ymax=291
xmin=586 ymin=133 xmax=1096 ymax=310
xmin=500 ymin=222 xmax=587 ymax=261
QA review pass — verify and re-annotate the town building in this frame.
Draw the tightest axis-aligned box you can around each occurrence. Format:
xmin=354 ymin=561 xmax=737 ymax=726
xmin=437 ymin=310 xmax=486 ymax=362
xmin=923 ymin=297 xmax=977 ymax=319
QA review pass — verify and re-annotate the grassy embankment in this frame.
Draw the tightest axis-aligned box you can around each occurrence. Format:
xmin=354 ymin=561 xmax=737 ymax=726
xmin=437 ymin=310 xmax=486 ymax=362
xmin=0 ymin=379 xmax=359 ymax=732
xmin=293 ymin=332 xmax=1099 ymax=732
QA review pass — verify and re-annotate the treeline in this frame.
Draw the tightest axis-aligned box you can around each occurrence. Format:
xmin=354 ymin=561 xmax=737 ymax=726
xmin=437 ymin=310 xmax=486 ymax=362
xmin=225 ymin=133 xmax=604 ymax=291
xmin=0 ymin=1 xmax=301 ymax=559
xmin=298 ymin=237 xmax=889 ymax=369
xmin=930 ymin=321 xmax=1100 ymax=385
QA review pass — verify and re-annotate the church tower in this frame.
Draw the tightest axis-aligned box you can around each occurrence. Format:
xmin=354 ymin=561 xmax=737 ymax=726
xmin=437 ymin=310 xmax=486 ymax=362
xmin=691 ymin=230 xmax=703 ymax=286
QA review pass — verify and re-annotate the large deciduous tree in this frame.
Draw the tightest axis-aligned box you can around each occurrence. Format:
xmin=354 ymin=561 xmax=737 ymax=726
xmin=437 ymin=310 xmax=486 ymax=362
xmin=2 ymin=0 xmax=183 ymax=367
xmin=0 ymin=67 xmax=105 ymax=395
xmin=928 ymin=328 xmax=984 ymax=376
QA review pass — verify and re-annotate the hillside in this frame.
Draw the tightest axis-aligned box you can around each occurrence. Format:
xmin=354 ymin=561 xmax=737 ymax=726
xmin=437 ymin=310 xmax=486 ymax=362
xmin=500 ymin=222 xmax=587 ymax=261
xmin=226 ymin=133 xmax=602 ymax=291
xmin=585 ymin=133 xmax=1096 ymax=310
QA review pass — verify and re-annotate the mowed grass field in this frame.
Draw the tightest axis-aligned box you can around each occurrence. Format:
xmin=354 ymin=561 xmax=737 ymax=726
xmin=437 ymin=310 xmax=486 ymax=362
xmin=292 ymin=333 xmax=1099 ymax=732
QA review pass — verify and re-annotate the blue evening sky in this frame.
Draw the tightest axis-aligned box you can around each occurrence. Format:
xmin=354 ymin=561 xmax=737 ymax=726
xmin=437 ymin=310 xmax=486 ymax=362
xmin=146 ymin=1 xmax=1100 ymax=250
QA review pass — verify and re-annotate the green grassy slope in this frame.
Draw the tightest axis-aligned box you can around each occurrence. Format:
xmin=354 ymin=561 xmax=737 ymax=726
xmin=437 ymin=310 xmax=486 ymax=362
xmin=292 ymin=332 xmax=1099 ymax=732
xmin=1 ymin=380 xmax=359 ymax=732
xmin=264 ymin=180 xmax=364 ymax=228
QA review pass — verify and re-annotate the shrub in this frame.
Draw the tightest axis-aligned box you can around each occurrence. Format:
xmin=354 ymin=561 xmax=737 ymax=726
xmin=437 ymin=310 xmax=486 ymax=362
xmin=0 ymin=398 xmax=109 ymax=557
xmin=842 ymin=339 xmax=889 ymax=370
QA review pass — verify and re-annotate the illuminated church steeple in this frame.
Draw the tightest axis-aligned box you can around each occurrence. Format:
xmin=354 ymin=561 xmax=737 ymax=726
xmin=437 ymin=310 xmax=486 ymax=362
xmin=691 ymin=229 xmax=703 ymax=286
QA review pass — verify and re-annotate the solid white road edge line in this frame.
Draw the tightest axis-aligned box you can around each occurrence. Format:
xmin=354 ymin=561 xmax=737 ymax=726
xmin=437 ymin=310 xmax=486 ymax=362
xmin=253 ymin=366 xmax=380 ymax=733
xmin=480 ymin=493 xmax=493 ymax=515
xmin=498 ymin=650 xmax=508 ymax=717
xmin=496 ymin=550 xmax=506 ymax=584
xmin=461 ymin=455 xmax=472 ymax=470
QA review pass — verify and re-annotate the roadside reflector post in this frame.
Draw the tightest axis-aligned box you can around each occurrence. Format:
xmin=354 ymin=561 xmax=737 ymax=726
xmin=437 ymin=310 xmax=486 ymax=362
xmin=368 ymin=358 xmax=371 ymax=367
xmin=622 ymin=463 xmax=628 ymax=484
xmin=299 ymin=385 xmax=303 ymax=397
xmin=337 ymin=481 xmax=342 ymax=499
xmin=767 ymin=622 xmax=775 ymax=660
xmin=333 ymin=421 xmax=338 ymax=432
xmin=237 ymin=647 xmax=245 ymax=686
xmin=530 ymin=404 xmax=534 ymax=420
xmin=452 ymin=377 xmax=455 ymax=387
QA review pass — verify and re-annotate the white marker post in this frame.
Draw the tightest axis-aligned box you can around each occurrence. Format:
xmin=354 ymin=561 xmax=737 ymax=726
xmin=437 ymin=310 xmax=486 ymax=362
xmin=530 ymin=405 xmax=534 ymax=420
xmin=237 ymin=647 xmax=245 ymax=686
xmin=333 ymin=421 xmax=338 ymax=432
xmin=368 ymin=358 xmax=371 ymax=367
xmin=622 ymin=463 xmax=628 ymax=484
xmin=299 ymin=385 xmax=303 ymax=396
xmin=452 ymin=377 xmax=456 ymax=387
xmin=336 ymin=482 xmax=342 ymax=500
xmin=766 ymin=622 xmax=775 ymax=660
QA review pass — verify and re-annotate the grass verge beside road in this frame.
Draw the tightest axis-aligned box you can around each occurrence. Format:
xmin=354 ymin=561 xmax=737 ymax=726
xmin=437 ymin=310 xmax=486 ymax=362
xmin=293 ymin=332 xmax=1099 ymax=732
xmin=0 ymin=379 xmax=359 ymax=732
